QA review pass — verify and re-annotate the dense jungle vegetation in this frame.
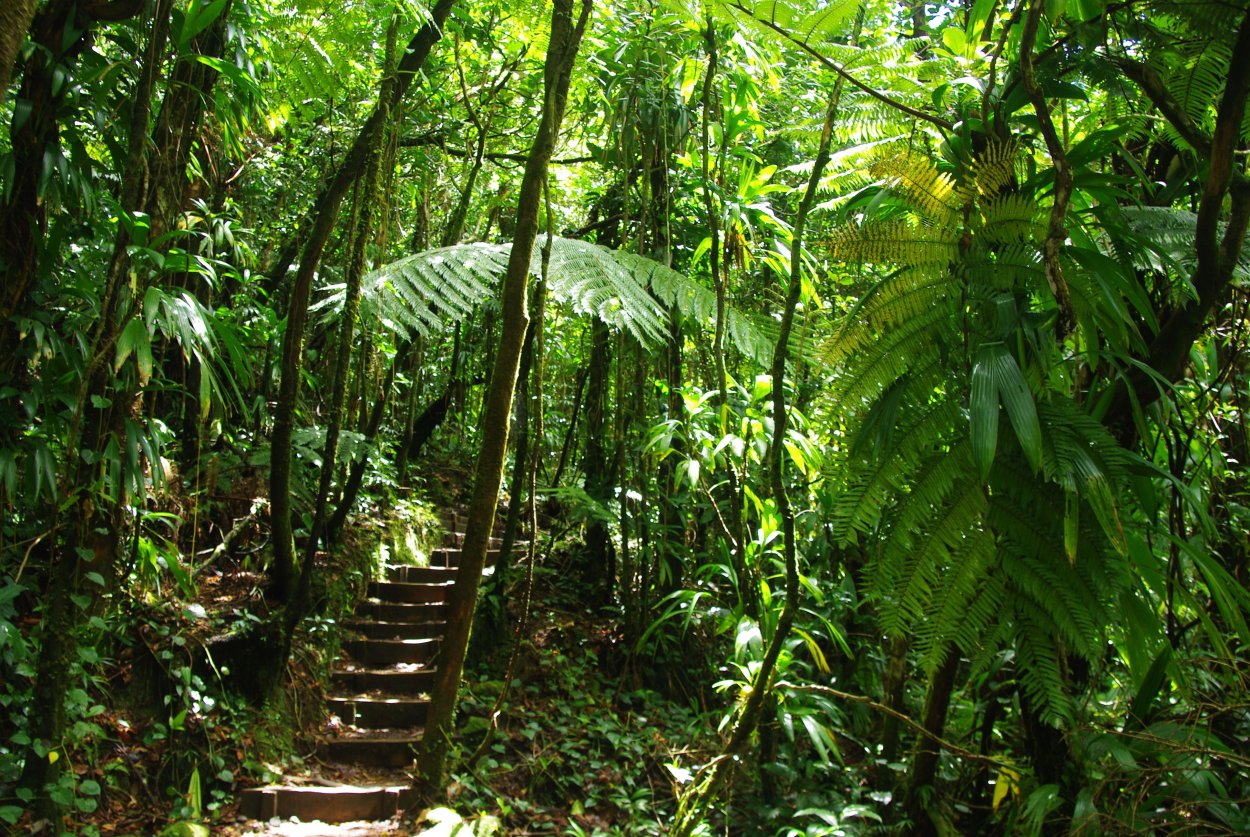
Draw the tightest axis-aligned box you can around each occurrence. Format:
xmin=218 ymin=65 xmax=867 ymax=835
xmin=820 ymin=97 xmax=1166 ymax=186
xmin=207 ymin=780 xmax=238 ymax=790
xmin=2 ymin=0 xmax=1250 ymax=833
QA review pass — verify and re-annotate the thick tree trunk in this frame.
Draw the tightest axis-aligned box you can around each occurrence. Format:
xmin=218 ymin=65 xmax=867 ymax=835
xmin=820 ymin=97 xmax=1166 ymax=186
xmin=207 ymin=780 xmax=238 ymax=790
xmin=416 ymin=0 xmax=591 ymax=792
xmin=1104 ymin=7 xmax=1250 ymax=433
xmin=269 ymin=0 xmax=457 ymax=601
xmin=905 ymin=650 xmax=961 ymax=835
xmin=0 ymin=0 xmax=143 ymax=378
xmin=19 ymin=2 xmax=180 ymax=818
xmin=0 ymin=0 xmax=37 ymax=100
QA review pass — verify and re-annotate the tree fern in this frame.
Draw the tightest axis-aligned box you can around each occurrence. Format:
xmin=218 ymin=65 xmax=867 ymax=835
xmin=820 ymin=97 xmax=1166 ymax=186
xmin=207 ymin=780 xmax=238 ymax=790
xmin=316 ymin=235 xmax=784 ymax=363
xmin=820 ymin=138 xmax=1149 ymax=723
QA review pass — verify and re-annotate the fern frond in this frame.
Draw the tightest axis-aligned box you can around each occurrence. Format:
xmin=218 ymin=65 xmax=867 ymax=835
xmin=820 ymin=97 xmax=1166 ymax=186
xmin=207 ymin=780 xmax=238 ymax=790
xmin=990 ymin=456 xmax=1112 ymax=662
xmin=541 ymin=237 xmax=669 ymax=346
xmin=855 ymin=267 xmax=955 ymax=331
xmin=869 ymin=151 xmax=961 ymax=224
xmin=827 ymin=221 xmax=959 ymax=265
xmin=877 ymin=439 xmax=976 ymax=565
xmin=963 ymin=140 xmax=1019 ymax=201
xmin=721 ymin=0 xmax=862 ymax=47
xmin=794 ymin=0 xmax=862 ymax=45
xmin=836 ymin=99 xmax=927 ymax=142
xmin=326 ymin=237 xmax=791 ymax=366
xmin=873 ymin=472 xmax=988 ymax=639
xmin=646 ymin=252 xmax=784 ymax=365
xmin=913 ymin=527 xmax=1000 ymax=675
xmin=821 ymin=39 xmax=927 ymax=73
xmin=962 ymin=242 xmax=1045 ymax=293
xmin=338 ymin=242 xmax=507 ymax=340
xmin=831 ymin=396 xmax=962 ymax=539
xmin=832 ymin=316 xmax=945 ymax=409
xmin=1012 ymin=605 xmax=1075 ymax=725
xmin=976 ymin=194 xmax=1044 ymax=245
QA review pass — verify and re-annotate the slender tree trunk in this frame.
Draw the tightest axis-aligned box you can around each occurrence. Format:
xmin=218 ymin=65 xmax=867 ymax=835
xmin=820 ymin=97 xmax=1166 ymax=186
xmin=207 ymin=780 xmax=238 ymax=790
xmin=416 ymin=0 xmax=592 ymax=792
xmin=880 ymin=634 xmax=910 ymax=761
xmin=328 ymin=341 xmax=413 ymax=540
xmin=616 ymin=332 xmax=633 ymax=625
xmin=697 ymin=21 xmax=755 ymax=618
xmin=581 ymin=317 xmax=614 ymax=600
xmin=269 ymin=0 xmax=457 ymax=600
xmin=493 ymin=317 xmax=537 ymax=580
xmin=671 ymin=84 xmax=842 ymax=837
xmin=395 ymin=337 xmax=424 ymax=484
xmin=905 ymin=650 xmax=961 ymax=834
xmin=550 ymin=364 xmax=587 ymax=487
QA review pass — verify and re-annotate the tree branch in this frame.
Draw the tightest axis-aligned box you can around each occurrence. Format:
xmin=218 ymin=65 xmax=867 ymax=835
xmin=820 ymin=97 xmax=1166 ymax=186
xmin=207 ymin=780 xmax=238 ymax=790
xmin=1117 ymin=57 xmax=1211 ymax=156
xmin=779 ymin=683 xmax=1013 ymax=769
xmin=1105 ymin=6 xmax=1250 ymax=429
xmin=1020 ymin=0 xmax=1076 ymax=333
xmin=725 ymin=2 xmax=954 ymax=132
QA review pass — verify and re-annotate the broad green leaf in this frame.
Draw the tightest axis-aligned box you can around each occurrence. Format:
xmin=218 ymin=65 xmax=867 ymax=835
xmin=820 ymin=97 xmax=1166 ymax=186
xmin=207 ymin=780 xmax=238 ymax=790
xmin=180 ymin=0 xmax=230 ymax=48
xmin=115 ymin=318 xmax=153 ymax=385
xmin=1063 ymin=489 xmax=1079 ymax=564
xmin=970 ymin=347 xmax=999 ymax=478
xmin=965 ymin=0 xmax=998 ymax=39
xmin=941 ymin=28 xmax=966 ymax=56
xmin=987 ymin=342 xmax=1043 ymax=473
xmin=1126 ymin=646 xmax=1172 ymax=729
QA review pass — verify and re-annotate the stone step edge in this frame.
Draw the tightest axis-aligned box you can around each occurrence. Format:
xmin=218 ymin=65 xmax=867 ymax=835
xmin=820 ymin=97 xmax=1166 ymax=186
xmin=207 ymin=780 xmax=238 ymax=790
xmin=239 ymin=784 xmax=419 ymax=823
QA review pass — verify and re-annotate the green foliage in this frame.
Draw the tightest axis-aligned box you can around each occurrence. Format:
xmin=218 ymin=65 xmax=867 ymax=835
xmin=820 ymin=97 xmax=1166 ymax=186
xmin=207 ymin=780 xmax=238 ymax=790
xmin=822 ymin=140 xmax=1144 ymax=721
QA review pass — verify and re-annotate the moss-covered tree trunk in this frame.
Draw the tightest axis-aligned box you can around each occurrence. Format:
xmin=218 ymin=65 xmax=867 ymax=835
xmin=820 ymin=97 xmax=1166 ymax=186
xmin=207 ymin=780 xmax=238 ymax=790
xmin=289 ymin=17 xmax=399 ymax=631
xmin=0 ymin=0 xmax=37 ymax=99
xmin=416 ymin=0 xmax=592 ymax=792
xmin=269 ymin=0 xmax=457 ymax=601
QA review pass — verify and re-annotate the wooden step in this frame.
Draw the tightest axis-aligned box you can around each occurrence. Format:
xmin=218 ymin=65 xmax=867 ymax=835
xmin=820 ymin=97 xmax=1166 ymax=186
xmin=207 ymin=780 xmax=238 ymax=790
xmin=430 ymin=547 xmax=501 ymax=568
xmin=446 ymin=532 xmax=508 ymax=547
xmin=387 ymin=565 xmax=458 ymax=583
xmin=344 ymin=619 xmax=446 ymax=640
xmin=354 ymin=600 xmax=447 ymax=622
xmin=317 ymin=733 xmax=422 ymax=767
xmin=341 ymin=637 xmax=438 ymax=666
xmin=332 ymin=667 xmax=437 ymax=694
xmin=239 ymin=784 xmax=417 ymax=822
xmin=367 ymin=580 xmax=452 ymax=604
xmin=327 ymin=696 xmax=430 ymax=728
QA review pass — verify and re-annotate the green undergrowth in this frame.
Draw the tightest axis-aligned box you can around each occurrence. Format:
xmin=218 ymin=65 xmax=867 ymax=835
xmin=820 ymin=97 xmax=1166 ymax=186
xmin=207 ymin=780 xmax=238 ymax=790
xmin=441 ymin=571 xmax=713 ymax=835
xmin=423 ymin=552 xmax=897 ymax=837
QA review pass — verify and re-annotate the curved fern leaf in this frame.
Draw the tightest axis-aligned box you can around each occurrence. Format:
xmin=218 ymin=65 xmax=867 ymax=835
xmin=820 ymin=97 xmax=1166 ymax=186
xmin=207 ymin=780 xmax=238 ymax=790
xmin=319 ymin=236 xmax=785 ymax=365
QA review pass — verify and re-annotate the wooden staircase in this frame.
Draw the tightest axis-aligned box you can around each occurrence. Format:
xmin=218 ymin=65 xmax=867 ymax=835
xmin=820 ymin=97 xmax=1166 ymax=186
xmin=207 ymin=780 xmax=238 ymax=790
xmin=239 ymin=533 xmax=508 ymax=824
